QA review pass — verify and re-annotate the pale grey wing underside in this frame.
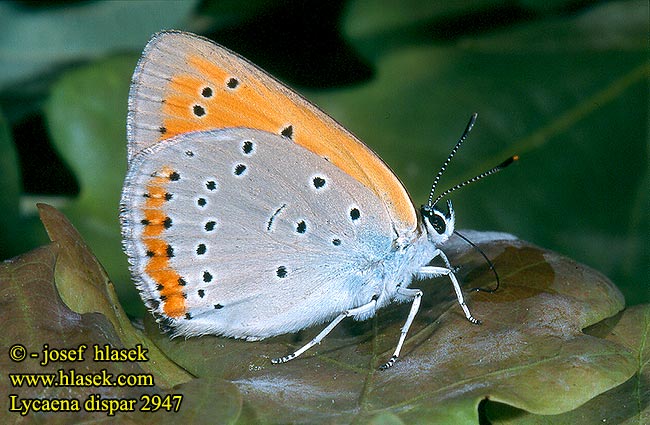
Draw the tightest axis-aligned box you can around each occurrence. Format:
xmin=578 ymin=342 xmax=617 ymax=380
xmin=120 ymin=128 xmax=394 ymax=339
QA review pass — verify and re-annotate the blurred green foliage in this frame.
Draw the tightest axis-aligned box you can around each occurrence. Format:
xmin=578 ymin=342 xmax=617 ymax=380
xmin=0 ymin=0 xmax=647 ymax=316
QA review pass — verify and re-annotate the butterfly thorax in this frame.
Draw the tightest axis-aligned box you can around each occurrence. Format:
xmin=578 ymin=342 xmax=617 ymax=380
xmin=365 ymin=205 xmax=453 ymax=315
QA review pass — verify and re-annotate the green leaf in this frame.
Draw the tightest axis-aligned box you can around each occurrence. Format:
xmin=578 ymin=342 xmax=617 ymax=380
xmin=486 ymin=304 xmax=650 ymax=424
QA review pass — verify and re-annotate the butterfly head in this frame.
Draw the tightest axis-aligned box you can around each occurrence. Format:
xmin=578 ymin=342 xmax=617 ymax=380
xmin=420 ymin=200 xmax=455 ymax=245
xmin=421 ymin=113 xmax=518 ymax=246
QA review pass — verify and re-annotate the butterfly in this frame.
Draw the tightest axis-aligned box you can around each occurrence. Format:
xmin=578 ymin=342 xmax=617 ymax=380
xmin=120 ymin=30 xmax=516 ymax=369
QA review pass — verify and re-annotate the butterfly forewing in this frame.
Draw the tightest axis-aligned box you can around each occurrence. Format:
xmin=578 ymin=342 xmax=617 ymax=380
xmin=127 ymin=30 xmax=417 ymax=232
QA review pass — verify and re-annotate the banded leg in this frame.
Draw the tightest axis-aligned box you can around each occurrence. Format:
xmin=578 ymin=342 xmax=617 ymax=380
xmin=420 ymin=250 xmax=481 ymax=324
xmin=271 ymin=297 xmax=378 ymax=364
xmin=379 ymin=288 xmax=422 ymax=370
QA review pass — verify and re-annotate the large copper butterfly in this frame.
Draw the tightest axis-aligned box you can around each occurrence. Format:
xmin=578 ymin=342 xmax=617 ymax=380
xmin=120 ymin=31 xmax=516 ymax=369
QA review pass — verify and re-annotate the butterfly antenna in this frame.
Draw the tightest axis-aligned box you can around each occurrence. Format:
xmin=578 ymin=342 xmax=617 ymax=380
xmin=430 ymin=155 xmax=519 ymax=207
xmin=427 ymin=113 xmax=478 ymax=206
xmin=453 ymin=230 xmax=500 ymax=293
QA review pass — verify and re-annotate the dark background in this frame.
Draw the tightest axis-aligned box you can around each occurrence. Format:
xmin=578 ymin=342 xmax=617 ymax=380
xmin=0 ymin=0 xmax=647 ymax=316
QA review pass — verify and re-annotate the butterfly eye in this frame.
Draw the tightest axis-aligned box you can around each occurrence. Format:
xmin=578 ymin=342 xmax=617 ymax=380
xmin=431 ymin=214 xmax=446 ymax=234
xmin=421 ymin=206 xmax=446 ymax=234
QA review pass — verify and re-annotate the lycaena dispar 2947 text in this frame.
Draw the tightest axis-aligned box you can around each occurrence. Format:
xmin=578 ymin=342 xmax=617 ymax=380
xmin=120 ymin=31 xmax=517 ymax=369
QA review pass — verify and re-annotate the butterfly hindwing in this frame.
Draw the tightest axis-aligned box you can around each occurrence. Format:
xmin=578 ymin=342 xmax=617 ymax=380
xmin=121 ymin=128 xmax=394 ymax=339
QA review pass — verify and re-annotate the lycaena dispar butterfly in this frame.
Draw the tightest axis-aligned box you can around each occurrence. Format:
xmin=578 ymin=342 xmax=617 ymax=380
xmin=120 ymin=31 xmax=517 ymax=369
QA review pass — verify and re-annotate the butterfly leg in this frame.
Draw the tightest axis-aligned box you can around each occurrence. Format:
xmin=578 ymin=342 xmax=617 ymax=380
xmin=379 ymin=288 xmax=422 ymax=370
xmin=271 ymin=296 xmax=378 ymax=365
xmin=420 ymin=249 xmax=481 ymax=325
